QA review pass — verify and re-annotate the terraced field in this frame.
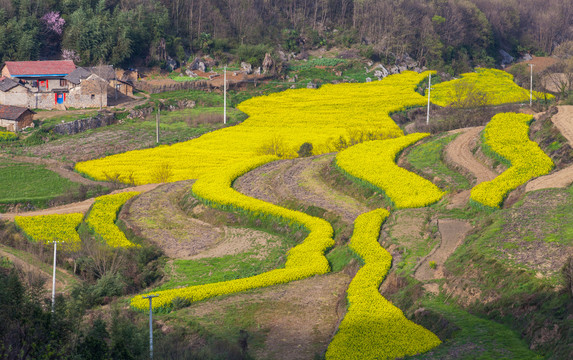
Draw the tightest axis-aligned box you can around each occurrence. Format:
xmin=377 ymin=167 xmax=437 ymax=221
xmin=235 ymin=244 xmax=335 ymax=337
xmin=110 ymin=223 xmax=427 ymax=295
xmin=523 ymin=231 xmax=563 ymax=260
xmin=0 ymin=70 xmax=570 ymax=359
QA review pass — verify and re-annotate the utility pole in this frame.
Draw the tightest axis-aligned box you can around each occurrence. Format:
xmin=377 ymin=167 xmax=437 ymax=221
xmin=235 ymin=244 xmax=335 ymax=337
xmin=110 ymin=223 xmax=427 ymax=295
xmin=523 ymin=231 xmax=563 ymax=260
xmin=51 ymin=241 xmax=61 ymax=313
xmin=529 ymin=63 xmax=534 ymax=107
xmin=156 ymin=106 xmax=160 ymax=143
xmin=223 ymin=66 xmax=227 ymax=124
xmin=143 ymin=294 xmax=159 ymax=359
xmin=426 ymin=73 xmax=432 ymax=125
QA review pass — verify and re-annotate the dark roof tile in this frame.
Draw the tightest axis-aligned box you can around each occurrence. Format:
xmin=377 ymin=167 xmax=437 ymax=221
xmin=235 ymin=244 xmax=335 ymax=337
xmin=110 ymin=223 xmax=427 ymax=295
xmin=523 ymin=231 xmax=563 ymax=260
xmin=0 ymin=105 xmax=32 ymax=120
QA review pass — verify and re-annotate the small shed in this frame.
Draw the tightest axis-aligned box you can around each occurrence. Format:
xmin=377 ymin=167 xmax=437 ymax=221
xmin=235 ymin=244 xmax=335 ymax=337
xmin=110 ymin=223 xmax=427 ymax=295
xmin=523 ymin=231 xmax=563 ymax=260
xmin=109 ymin=79 xmax=134 ymax=97
xmin=0 ymin=105 xmax=34 ymax=131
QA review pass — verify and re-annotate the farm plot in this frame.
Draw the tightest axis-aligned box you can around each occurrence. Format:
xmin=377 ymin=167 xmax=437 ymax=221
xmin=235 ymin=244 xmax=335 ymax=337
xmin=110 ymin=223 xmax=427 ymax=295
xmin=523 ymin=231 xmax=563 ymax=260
xmin=0 ymin=158 xmax=80 ymax=208
xmin=430 ymin=68 xmax=553 ymax=107
xmin=471 ymin=113 xmax=554 ymax=209
xmin=75 ymin=71 xmax=433 ymax=185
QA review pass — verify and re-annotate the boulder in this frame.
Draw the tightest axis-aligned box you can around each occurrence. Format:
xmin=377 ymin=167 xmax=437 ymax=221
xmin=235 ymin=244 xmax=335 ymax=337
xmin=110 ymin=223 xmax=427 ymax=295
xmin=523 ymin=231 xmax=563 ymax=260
xmin=307 ymin=81 xmax=318 ymax=89
xmin=254 ymin=67 xmax=261 ymax=75
xmin=389 ymin=65 xmax=400 ymax=75
xmin=185 ymin=69 xmax=197 ymax=77
xmin=278 ymin=50 xmax=288 ymax=62
xmin=190 ymin=58 xmax=206 ymax=72
xmin=240 ymin=62 xmax=252 ymax=74
xmin=365 ymin=77 xmax=372 ymax=83
xmin=499 ymin=49 xmax=514 ymax=65
xmin=521 ymin=53 xmax=533 ymax=61
xmin=166 ymin=57 xmax=178 ymax=71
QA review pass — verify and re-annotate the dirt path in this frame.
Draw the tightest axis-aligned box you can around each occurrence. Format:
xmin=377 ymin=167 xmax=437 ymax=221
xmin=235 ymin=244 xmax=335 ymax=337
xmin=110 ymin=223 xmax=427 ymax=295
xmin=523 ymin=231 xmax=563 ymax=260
xmin=234 ymin=154 xmax=370 ymax=224
xmin=0 ymin=183 xmax=159 ymax=221
xmin=0 ymin=244 xmax=76 ymax=292
xmin=444 ymin=126 xmax=497 ymax=185
xmin=414 ymin=219 xmax=472 ymax=292
xmin=0 ymin=153 xmax=112 ymax=186
xmin=526 ymin=106 xmax=573 ymax=192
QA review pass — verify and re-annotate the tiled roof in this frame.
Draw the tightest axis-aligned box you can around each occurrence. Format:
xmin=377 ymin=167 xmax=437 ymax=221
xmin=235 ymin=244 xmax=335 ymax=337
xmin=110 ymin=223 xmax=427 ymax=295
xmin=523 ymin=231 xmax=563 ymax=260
xmin=89 ymin=65 xmax=115 ymax=81
xmin=0 ymin=105 xmax=31 ymax=120
xmin=64 ymin=67 xmax=93 ymax=85
xmin=0 ymin=76 xmax=19 ymax=92
xmin=4 ymin=60 xmax=76 ymax=76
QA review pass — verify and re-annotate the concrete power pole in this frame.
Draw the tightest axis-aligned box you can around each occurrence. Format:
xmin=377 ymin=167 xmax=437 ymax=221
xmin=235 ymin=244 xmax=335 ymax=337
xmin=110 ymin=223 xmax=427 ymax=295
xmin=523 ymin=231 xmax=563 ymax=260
xmin=51 ymin=241 xmax=61 ymax=313
xmin=223 ymin=66 xmax=227 ymax=124
xmin=143 ymin=295 xmax=159 ymax=359
xmin=529 ymin=64 xmax=535 ymax=107
xmin=426 ymin=74 xmax=432 ymax=125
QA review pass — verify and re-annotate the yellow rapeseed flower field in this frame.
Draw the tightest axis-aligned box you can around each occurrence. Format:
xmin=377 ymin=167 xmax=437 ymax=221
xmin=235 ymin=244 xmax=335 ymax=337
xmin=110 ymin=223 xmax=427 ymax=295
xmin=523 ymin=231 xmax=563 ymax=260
xmin=325 ymin=210 xmax=441 ymax=359
xmin=471 ymin=113 xmax=554 ymax=208
xmin=75 ymin=71 xmax=434 ymax=185
xmin=85 ymin=192 xmax=140 ymax=248
xmin=335 ymin=133 xmax=445 ymax=208
xmin=14 ymin=213 xmax=83 ymax=251
xmin=430 ymin=68 xmax=554 ymax=107
xmin=0 ymin=131 xmax=17 ymax=141
xmin=131 ymin=156 xmax=335 ymax=311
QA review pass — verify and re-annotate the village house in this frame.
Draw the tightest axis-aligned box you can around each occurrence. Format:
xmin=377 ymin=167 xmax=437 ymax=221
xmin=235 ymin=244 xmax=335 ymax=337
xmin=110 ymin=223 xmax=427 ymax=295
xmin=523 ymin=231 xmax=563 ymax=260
xmin=0 ymin=60 xmax=108 ymax=109
xmin=0 ymin=105 xmax=34 ymax=131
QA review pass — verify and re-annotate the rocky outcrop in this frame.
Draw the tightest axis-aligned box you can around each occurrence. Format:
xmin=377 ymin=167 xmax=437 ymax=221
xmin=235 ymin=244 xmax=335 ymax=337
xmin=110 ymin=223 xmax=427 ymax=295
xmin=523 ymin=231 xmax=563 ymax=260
xmin=262 ymin=53 xmax=274 ymax=74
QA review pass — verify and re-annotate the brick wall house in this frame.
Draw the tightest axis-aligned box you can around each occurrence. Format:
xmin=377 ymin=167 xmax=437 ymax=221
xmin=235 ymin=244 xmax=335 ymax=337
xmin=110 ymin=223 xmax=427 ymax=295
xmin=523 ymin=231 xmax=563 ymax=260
xmin=0 ymin=60 xmax=107 ymax=109
xmin=0 ymin=105 xmax=34 ymax=131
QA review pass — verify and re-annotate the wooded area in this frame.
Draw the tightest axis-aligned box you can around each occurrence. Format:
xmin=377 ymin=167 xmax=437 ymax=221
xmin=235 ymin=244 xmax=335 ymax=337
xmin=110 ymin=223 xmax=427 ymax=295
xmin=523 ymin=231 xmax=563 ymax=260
xmin=0 ymin=0 xmax=572 ymax=73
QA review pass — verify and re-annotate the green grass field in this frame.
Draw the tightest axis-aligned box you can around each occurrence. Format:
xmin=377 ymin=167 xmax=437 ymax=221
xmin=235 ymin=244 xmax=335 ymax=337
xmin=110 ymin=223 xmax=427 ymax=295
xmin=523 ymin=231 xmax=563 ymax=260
xmin=406 ymin=134 xmax=471 ymax=191
xmin=0 ymin=159 xmax=79 ymax=205
xmin=405 ymin=300 xmax=542 ymax=359
xmin=156 ymin=227 xmax=297 ymax=291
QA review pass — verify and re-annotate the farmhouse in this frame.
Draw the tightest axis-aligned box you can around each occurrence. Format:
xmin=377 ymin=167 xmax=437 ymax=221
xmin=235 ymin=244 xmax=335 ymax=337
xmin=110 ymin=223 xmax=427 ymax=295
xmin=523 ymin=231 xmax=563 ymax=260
xmin=0 ymin=105 xmax=34 ymax=131
xmin=0 ymin=60 xmax=108 ymax=109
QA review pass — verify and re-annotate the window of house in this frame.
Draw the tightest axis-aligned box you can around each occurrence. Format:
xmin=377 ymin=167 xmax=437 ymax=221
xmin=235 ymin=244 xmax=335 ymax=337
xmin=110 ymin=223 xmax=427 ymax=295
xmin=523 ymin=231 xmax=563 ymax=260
xmin=91 ymin=94 xmax=95 ymax=99
xmin=60 ymin=79 xmax=67 ymax=87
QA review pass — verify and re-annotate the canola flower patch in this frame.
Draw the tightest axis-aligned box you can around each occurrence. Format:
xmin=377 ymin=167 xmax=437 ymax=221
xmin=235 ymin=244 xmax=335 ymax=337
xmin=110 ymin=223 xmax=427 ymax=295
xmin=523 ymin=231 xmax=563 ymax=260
xmin=0 ymin=131 xmax=17 ymax=141
xmin=325 ymin=209 xmax=441 ymax=359
xmin=335 ymin=133 xmax=445 ymax=208
xmin=75 ymin=71 xmax=434 ymax=185
xmin=14 ymin=213 xmax=83 ymax=251
xmin=471 ymin=113 xmax=554 ymax=208
xmin=429 ymin=68 xmax=554 ymax=107
xmin=85 ymin=192 xmax=140 ymax=248
xmin=130 ymin=156 xmax=335 ymax=311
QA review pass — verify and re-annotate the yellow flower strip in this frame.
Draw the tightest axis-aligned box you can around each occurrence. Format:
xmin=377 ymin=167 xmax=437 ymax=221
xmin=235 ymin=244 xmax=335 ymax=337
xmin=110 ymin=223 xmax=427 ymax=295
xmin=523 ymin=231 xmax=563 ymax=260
xmin=0 ymin=131 xmax=17 ymax=141
xmin=470 ymin=113 xmax=554 ymax=209
xmin=14 ymin=213 xmax=83 ymax=252
xmin=326 ymin=209 xmax=441 ymax=359
xmin=130 ymin=156 xmax=335 ymax=311
xmin=85 ymin=192 xmax=140 ymax=248
xmin=75 ymin=71 xmax=434 ymax=185
xmin=335 ymin=133 xmax=445 ymax=208
xmin=430 ymin=68 xmax=553 ymax=107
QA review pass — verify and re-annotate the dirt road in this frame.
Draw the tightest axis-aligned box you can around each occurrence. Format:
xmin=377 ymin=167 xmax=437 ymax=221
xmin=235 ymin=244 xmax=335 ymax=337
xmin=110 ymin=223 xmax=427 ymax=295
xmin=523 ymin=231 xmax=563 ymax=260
xmin=0 ymin=183 xmax=159 ymax=221
xmin=526 ymin=106 xmax=573 ymax=192
xmin=414 ymin=219 xmax=472 ymax=285
xmin=234 ymin=154 xmax=370 ymax=224
xmin=444 ymin=126 xmax=497 ymax=185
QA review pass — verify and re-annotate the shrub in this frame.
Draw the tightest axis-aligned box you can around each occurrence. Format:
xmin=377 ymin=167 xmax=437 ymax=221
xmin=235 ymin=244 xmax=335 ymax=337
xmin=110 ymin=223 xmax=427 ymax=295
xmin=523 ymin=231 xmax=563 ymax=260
xmin=297 ymin=142 xmax=313 ymax=157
